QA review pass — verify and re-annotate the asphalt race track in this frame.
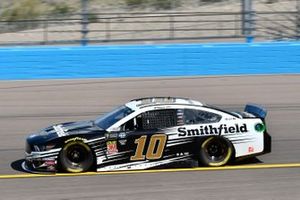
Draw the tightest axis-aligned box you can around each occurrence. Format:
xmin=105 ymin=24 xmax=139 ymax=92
xmin=0 ymin=75 xmax=300 ymax=199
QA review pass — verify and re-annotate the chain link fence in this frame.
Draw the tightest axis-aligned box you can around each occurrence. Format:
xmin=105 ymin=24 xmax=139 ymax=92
xmin=0 ymin=0 xmax=299 ymax=45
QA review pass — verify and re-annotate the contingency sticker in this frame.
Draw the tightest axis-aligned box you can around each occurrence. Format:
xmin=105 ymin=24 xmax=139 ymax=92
xmin=106 ymin=141 xmax=118 ymax=155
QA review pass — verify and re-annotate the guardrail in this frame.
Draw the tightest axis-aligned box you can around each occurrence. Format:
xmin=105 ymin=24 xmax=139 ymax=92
xmin=0 ymin=42 xmax=299 ymax=80
xmin=0 ymin=11 xmax=299 ymax=46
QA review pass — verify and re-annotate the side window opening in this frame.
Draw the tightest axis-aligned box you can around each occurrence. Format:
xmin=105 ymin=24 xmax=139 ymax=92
xmin=184 ymin=109 xmax=221 ymax=124
xmin=141 ymin=109 xmax=177 ymax=130
xmin=122 ymin=109 xmax=178 ymax=131
xmin=123 ymin=116 xmax=143 ymax=131
xmin=124 ymin=118 xmax=134 ymax=131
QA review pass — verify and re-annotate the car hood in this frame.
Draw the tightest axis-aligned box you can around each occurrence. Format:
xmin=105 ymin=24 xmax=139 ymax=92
xmin=42 ymin=120 xmax=102 ymax=137
xmin=26 ymin=121 xmax=106 ymax=151
xmin=26 ymin=120 xmax=105 ymax=149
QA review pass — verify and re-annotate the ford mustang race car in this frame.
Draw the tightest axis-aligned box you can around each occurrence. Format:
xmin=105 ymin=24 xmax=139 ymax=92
xmin=24 ymin=97 xmax=271 ymax=173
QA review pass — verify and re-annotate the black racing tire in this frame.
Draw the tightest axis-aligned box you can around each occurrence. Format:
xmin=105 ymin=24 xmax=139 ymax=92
xmin=59 ymin=141 xmax=94 ymax=173
xmin=198 ymin=137 xmax=234 ymax=167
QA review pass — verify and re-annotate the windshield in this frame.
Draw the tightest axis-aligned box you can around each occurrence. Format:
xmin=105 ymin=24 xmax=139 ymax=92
xmin=94 ymin=105 xmax=134 ymax=129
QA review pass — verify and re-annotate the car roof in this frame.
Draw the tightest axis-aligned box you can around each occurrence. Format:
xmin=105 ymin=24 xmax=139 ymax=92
xmin=125 ymin=97 xmax=204 ymax=111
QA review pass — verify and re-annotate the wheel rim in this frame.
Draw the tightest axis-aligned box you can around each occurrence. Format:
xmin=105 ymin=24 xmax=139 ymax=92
xmin=60 ymin=141 xmax=94 ymax=173
xmin=66 ymin=145 xmax=87 ymax=166
xmin=204 ymin=139 xmax=228 ymax=162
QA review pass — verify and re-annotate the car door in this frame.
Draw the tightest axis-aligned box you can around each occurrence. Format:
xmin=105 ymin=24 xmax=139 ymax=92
xmin=116 ymin=109 xmax=178 ymax=163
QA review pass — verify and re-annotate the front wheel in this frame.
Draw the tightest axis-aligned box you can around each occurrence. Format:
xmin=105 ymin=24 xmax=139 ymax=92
xmin=198 ymin=137 xmax=233 ymax=167
xmin=59 ymin=141 xmax=94 ymax=173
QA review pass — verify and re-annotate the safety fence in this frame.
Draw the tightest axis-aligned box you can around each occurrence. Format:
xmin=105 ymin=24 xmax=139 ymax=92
xmin=0 ymin=11 xmax=299 ymax=45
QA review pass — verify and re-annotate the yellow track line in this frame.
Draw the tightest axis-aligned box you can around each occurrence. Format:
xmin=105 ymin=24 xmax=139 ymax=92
xmin=1 ymin=163 xmax=300 ymax=179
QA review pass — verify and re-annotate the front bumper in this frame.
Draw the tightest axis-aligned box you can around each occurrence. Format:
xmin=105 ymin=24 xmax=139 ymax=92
xmin=25 ymin=148 xmax=61 ymax=172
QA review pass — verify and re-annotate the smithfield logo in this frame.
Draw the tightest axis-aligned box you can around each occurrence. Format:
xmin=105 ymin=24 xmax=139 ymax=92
xmin=178 ymin=124 xmax=248 ymax=137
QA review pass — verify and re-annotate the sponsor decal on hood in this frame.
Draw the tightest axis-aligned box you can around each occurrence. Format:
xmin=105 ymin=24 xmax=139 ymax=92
xmin=52 ymin=121 xmax=100 ymax=137
xmin=53 ymin=125 xmax=68 ymax=137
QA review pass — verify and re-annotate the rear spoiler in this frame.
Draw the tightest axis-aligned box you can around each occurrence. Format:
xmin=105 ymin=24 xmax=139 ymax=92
xmin=244 ymin=104 xmax=267 ymax=119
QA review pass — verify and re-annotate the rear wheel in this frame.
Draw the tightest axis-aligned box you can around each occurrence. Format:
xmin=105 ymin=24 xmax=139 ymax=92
xmin=59 ymin=141 xmax=94 ymax=173
xmin=199 ymin=137 xmax=233 ymax=167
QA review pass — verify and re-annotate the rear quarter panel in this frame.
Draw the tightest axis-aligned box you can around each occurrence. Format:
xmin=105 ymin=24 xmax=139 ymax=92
xmin=222 ymin=118 xmax=265 ymax=157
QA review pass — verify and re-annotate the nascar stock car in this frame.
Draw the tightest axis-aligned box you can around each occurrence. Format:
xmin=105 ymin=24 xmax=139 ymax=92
xmin=24 ymin=97 xmax=271 ymax=173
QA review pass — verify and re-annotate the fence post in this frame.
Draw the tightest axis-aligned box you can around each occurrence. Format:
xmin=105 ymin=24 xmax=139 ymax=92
xmin=43 ymin=19 xmax=48 ymax=45
xmin=81 ymin=0 xmax=89 ymax=46
xmin=241 ymin=0 xmax=254 ymax=42
xmin=169 ymin=15 xmax=175 ymax=39
xmin=235 ymin=13 xmax=239 ymax=36
xmin=297 ymin=0 xmax=300 ymax=39
xmin=105 ymin=18 xmax=111 ymax=41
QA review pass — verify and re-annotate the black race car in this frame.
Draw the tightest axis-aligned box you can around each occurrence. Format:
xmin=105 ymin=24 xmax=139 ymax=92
xmin=24 ymin=97 xmax=271 ymax=173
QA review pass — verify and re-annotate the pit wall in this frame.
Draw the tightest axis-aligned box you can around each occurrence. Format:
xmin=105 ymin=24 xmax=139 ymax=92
xmin=0 ymin=42 xmax=299 ymax=80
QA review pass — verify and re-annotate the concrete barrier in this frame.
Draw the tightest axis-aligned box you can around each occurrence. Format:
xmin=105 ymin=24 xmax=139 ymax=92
xmin=0 ymin=42 xmax=299 ymax=80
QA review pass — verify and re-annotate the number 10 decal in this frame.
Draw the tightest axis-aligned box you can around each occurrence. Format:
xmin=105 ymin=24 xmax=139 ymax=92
xmin=130 ymin=134 xmax=167 ymax=161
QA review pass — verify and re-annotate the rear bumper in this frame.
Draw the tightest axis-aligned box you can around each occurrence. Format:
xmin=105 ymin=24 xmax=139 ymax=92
xmin=263 ymin=131 xmax=272 ymax=154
